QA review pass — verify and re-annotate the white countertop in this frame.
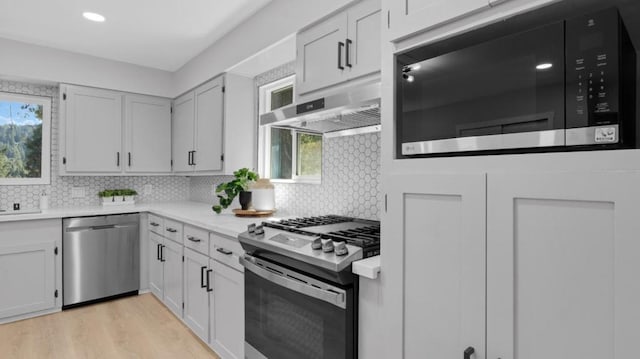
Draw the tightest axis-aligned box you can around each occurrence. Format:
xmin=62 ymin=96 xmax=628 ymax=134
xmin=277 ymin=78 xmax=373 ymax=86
xmin=0 ymin=200 xmax=381 ymax=278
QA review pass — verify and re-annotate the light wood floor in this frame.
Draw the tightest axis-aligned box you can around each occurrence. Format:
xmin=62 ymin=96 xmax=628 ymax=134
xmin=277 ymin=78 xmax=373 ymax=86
xmin=0 ymin=293 xmax=220 ymax=359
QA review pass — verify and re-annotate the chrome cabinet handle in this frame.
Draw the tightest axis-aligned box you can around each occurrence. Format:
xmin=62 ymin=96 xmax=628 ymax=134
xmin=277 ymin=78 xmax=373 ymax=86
xmin=216 ymin=247 xmax=232 ymax=255
xmin=187 ymin=235 xmax=201 ymax=242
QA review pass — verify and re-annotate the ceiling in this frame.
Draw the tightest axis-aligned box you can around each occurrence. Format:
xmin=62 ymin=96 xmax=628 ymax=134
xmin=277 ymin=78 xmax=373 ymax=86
xmin=0 ymin=0 xmax=273 ymax=71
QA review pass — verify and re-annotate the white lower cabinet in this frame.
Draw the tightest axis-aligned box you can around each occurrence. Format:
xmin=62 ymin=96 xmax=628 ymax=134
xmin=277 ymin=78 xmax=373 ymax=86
xmin=148 ymin=216 xmax=244 ymax=358
xmin=384 ymin=171 xmax=640 ymax=359
xmin=148 ymin=231 xmax=183 ymax=318
xmin=210 ymin=259 xmax=244 ymax=359
xmin=183 ymin=248 xmax=211 ymax=342
xmin=0 ymin=219 xmax=62 ymax=323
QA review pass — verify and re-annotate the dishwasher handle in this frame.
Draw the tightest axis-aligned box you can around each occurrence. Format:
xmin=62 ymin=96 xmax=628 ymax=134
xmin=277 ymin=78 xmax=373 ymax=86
xmin=65 ymin=223 xmax=137 ymax=232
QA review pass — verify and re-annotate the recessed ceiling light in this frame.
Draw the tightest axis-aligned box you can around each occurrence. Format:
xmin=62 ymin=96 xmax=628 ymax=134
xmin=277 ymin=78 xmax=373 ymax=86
xmin=536 ymin=63 xmax=553 ymax=70
xmin=83 ymin=12 xmax=105 ymax=22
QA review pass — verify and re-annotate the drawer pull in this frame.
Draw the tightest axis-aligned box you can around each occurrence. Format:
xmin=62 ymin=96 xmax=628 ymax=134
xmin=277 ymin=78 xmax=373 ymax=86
xmin=187 ymin=235 xmax=202 ymax=243
xmin=150 ymin=222 xmax=160 ymax=227
xmin=166 ymin=228 xmax=178 ymax=233
xmin=216 ymin=247 xmax=232 ymax=255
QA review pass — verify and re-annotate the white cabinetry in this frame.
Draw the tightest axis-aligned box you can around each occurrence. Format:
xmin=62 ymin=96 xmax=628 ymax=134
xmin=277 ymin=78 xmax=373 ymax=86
xmin=385 ymin=0 xmax=559 ymax=42
xmin=0 ymin=219 xmax=62 ymax=324
xmin=183 ymin=248 xmax=210 ymax=342
xmin=384 ymin=171 xmax=640 ymax=358
xmin=210 ymin=259 xmax=244 ymax=359
xmin=60 ymin=85 xmax=122 ymax=173
xmin=124 ymin=95 xmax=172 ymax=173
xmin=384 ymin=173 xmax=486 ymax=358
xmin=172 ymin=74 xmax=254 ymax=175
xmin=148 ymin=219 xmax=184 ymax=319
xmin=487 ymin=171 xmax=640 ymax=359
xmin=296 ymin=0 xmax=381 ymax=95
xmin=59 ymin=84 xmax=171 ymax=175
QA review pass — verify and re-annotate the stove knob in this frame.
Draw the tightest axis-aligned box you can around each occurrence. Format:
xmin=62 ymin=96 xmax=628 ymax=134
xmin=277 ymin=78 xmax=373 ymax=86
xmin=322 ymin=239 xmax=335 ymax=253
xmin=335 ymin=242 xmax=349 ymax=256
xmin=247 ymin=223 xmax=256 ymax=234
xmin=255 ymin=225 xmax=265 ymax=238
xmin=311 ymin=237 xmax=322 ymax=250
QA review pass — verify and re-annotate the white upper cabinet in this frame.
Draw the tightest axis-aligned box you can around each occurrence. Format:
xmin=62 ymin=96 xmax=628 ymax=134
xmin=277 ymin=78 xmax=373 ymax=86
xmin=385 ymin=0 xmax=560 ymax=42
xmin=172 ymin=92 xmax=196 ymax=173
xmin=487 ymin=171 xmax=640 ymax=359
xmin=59 ymin=84 xmax=172 ymax=175
xmin=194 ymin=78 xmax=224 ymax=172
xmin=172 ymin=74 xmax=255 ymax=175
xmin=124 ymin=95 xmax=172 ymax=173
xmin=387 ymin=0 xmax=488 ymax=41
xmin=296 ymin=0 xmax=381 ymax=95
xmin=61 ymin=85 xmax=122 ymax=173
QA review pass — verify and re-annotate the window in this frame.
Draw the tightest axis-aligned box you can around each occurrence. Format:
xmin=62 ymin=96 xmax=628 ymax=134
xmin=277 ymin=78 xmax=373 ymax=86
xmin=258 ymin=76 xmax=322 ymax=183
xmin=0 ymin=92 xmax=51 ymax=185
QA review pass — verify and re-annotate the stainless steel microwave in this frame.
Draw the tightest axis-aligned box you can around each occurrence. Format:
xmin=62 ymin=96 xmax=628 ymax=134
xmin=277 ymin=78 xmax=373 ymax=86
xmin=396 ymin=2 xmax=638 ymax=157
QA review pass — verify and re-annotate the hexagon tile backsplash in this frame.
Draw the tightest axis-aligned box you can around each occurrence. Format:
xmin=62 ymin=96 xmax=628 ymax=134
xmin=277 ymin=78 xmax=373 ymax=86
xmin=190 ymin=132 xmax=382 ymax=220
xmin=0 ymin=79 xmax=189 ymax=210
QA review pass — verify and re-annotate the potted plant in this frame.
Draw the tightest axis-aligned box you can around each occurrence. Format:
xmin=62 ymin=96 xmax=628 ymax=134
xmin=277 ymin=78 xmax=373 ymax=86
xmin=98 ymin=189 xmax=116 ymax=204
xmin=122 ymin=189 xmax=138 ymax=203
xmin=212 ymin=168 xmax=259 ymax=214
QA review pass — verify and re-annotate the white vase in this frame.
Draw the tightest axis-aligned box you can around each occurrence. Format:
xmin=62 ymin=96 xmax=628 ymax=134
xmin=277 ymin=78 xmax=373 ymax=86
xmin=251 ymin=179 xmax=275 ymax=211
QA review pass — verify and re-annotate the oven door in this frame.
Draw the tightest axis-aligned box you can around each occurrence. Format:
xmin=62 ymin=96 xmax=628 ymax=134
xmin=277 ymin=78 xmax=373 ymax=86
xmin=240 ymin=254 xmax=356 ymax=359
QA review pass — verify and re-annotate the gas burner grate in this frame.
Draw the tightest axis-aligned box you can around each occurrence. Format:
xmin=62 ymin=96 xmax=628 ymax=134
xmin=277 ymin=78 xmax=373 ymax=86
xmin=264 ymin=215 xmax=354 ymax=229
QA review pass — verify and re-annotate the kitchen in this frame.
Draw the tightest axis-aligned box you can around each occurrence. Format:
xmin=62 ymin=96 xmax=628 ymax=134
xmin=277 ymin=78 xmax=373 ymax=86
xmin=1 ymin=0 xmax=639 ymax=358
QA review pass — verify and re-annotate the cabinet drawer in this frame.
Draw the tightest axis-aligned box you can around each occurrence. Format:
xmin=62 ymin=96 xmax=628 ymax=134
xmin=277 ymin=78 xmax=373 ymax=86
xmin=184 ymin=225 xmax=209 ymax=255
xmin=163 ymin=219 xmax=183 ymax=243
xmin=148 ymin=214 xmax=164 ymax=234
xmin=210 ymin=232 xmax=244 ymax=272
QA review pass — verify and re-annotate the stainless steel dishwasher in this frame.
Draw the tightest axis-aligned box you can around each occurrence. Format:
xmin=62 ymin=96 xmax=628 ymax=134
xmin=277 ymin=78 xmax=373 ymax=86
xmin=63 ymin=213 xmax=140 ymax=308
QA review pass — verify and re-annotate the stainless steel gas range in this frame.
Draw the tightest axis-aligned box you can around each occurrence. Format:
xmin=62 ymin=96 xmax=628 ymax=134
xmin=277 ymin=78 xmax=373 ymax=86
xmin=238 ymin=215 xmax=380 ymax=359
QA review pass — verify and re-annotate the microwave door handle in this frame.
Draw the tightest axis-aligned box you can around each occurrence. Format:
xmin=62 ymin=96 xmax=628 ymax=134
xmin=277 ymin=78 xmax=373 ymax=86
xmin=240 ymin=255 xmax=346 ymax=309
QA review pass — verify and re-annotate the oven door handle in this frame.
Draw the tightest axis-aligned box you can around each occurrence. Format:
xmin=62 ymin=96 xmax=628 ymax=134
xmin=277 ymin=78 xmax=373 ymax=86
xmin=240 ymin=255 xmax=347 ymax=309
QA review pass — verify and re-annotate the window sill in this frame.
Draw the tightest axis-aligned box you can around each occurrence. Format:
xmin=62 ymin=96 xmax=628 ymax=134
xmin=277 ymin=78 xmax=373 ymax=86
xmin=270 ymin=178 xmax=321 ymax=185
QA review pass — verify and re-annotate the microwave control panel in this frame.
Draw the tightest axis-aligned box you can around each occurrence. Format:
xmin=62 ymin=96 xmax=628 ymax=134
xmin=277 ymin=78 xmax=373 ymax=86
xmin=565 ymin=7 xmax=620 ymax=129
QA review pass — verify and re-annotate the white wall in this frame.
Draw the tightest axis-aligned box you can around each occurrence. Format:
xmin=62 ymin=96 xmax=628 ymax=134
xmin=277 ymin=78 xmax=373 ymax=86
xmin=0 ymin=38 xmax=174 ymax=97
xmin=172 ymin=0 xmax=355 ymax=96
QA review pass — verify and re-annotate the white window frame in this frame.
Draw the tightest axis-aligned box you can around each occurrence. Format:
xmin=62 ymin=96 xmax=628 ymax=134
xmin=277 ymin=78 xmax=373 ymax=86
xmin=0 ymin=92 xmax=51 ymax=185
xmin=258 ymin=76 xmax=322 ymax=184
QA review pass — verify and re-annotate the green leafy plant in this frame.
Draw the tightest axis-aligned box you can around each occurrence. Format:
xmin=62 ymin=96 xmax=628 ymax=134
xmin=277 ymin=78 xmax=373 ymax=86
xmin=98 ymin=190 xmax=115 ymax=198
xmin=212 ymin=168 xmax=259 ymax=214
xmin=122 ymin=189 xmax=138 ymax=196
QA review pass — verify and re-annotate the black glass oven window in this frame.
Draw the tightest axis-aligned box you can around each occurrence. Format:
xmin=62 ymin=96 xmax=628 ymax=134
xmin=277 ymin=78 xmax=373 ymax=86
xmin=245 ymin=269 xmax=354 ymax=359
xmin=397 ymin=21 xmax=565 ymax=143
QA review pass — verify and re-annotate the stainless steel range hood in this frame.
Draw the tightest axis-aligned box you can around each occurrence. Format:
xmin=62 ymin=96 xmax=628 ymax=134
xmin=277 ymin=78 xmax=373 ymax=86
xmin=260 ymin=82 xmax=380 ymax=137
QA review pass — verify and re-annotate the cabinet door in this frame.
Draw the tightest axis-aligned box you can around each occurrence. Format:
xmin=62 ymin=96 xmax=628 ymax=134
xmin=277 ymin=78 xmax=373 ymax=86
xmin=383 ymin=173 xmax=486 ymax=358
xmin=487 ymin=172 xmax=640 ymax=359
xmin=210 ymin=259 xmax=244 ymax=359
xmin=183 ymin=248 xmax=210 ymax=342
xmin=148 ymin=232 xmax=164 ymax=299
xmin=162 ymin=238 xmax=183 ymax=318
xmin=63 ymin=85 xmax=122 ymax=173
xmin=387 ymin=0 xmax=488 ymax=41
xmin=0 ymin=241 xmax=56 ymax=318
xmin=346 ymin=0 xmax=381 ymax=80
xmin=124 ymin=95 xmax=172 ymax=173
xmin=194 ymin=78 xmax=224 ymax=172
xmin=296 ymin=12 xmax=348 ymax=95
xmin=172 ymin=92 xmax=195 ymax=173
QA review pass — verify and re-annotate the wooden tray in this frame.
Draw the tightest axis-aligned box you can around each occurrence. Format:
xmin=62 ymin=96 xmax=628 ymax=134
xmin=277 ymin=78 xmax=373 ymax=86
xmin=232 ymin=208 xmax=276 ymax=217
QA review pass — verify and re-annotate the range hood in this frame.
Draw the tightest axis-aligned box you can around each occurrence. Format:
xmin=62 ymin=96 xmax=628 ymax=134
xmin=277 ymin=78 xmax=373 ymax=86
xmin=260 ymin=82 xmax=380 ymax=137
